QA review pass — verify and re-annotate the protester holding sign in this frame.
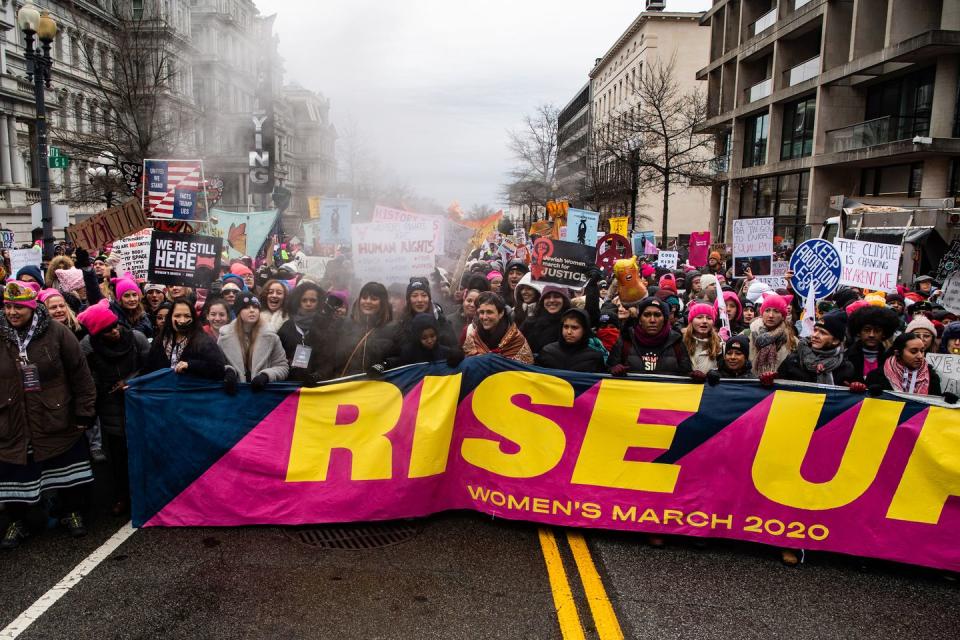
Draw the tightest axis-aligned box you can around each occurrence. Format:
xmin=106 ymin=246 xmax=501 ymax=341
xmin=218 ymin=293 xmax=289 ymax=394
xmin=866 ymin=332 xmax=942 ymax=396
xmin=463 ymin=292 xmax=533 ymax=363
xmin=0 ymin=282 xmax=97 ymax=549
xmin=143 ymin=299 xmax=226 ymax=380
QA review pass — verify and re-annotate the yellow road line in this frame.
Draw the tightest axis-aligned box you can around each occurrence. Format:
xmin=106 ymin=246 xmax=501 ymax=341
xmin=567 ymin=532 xmax=624 ymax=640
xmin=537 ymin=528 xmax=586 ymax=640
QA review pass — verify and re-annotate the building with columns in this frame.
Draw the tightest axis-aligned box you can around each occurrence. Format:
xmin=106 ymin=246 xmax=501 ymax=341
xmin=698 ymin=0 xmax=960 ymax=245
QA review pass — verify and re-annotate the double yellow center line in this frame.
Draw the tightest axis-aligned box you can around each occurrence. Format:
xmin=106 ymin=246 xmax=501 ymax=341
xmin=538 ymin=528 xmax=624 ymax=640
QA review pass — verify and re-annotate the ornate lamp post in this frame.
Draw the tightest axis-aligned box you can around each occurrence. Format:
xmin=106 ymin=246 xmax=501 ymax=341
xmin=86 ymin=154 xmax=125 ymax=208
xmin=17 ymin=3 xmax=58 ymax=262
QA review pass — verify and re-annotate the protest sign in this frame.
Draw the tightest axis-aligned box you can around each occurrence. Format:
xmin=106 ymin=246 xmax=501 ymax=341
xmin=10 ymin=248 xmax=41 ymax=275
xmin=789 ymin=238 xmax=842 ymax=299
xmin=294 ymin=254 xmax=331 ymax=280
xmin=113 ymin=230 xmax=152 ymax=281
xmin=688 ymin=231 xmax=711 ymax=267
xmin=143 ymin=159 xmax=206 ymax=221
xmin=608 ymin=217 xmax=629 ymax=237
xmin=147 ymin=232 xmax=222 ymax=288
xmin=0 ymin=229 xmax=15 ymax=249
xmin=316 ymin=197 xmax=353 ymax=245
xmin=939 ymin=273 xmax=960 ymax=315
xmin=631 ymin=231 xmax=656 ymax=256
xmin=30 ymin=202 xmax=69 ymax=230
xmin=373 ymin=206 xmax=445 ymax=255
xmin=757 ymin=261 xmax=789 ymax=289
xmin=352 ymin=220 xmax=438 ymax=285
xmin=565 ymin=209 xmax=600 ymax=247
xmin=307 ymin=196 xmax=321 ymax=219
xmin=936 ymin=239 xmax=960 ymax=281
xmin=732 ymin=217 xmax=773 ymax=276
xmin=927 ymin=353 xmax=960 ymax=396
xmin=129 ymin=356 xmax=960 ymax=572
xmin=210 ymin=209 xmax=278 ymax=260
xmin=67 ymin=199 xmax=150 ymax=252
xmin=530 ymin=238 xmax=595 ymax=288
xmin=834 ymin=238 xmax=902 ymax=292
xmin=657 ymin=251 xmax=679 ymax=270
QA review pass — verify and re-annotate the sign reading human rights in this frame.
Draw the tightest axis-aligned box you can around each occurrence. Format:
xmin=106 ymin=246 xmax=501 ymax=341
xmin=127 ymin=356 xmax=960 ymax=572
xmin=147 ymin=231 xmax=223 ymax=288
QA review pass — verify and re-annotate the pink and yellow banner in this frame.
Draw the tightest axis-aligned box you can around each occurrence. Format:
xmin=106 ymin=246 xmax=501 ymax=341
xmin=127 ymin=356 xmax=960 ymax=571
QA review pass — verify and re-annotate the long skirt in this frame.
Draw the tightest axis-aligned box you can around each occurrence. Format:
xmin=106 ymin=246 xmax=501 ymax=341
xmin=0 ymin=438 xmax=94 ymax=504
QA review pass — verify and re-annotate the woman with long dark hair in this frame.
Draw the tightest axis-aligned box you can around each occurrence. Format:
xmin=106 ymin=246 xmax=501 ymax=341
xmin=218 ymin=293 xmax=289 ymax=394
xmin=334 ymin=282 xmax=399 ymax=376
xmin=143 ymin=298 xmax=226 ymax=379
xmin=520 ymin=285 xmax=571 ymax=356
xmin=109 ymin=277 xmax=153 ymax=338
xmin=867 ymin=332 xmax=942 ymax=396
xmin=277 ymin=282 xmax=325 ymax=361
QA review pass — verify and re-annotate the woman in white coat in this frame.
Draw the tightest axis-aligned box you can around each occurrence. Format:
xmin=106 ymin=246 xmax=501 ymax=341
xmin=218 ymin=292 xmax=289 ymax=394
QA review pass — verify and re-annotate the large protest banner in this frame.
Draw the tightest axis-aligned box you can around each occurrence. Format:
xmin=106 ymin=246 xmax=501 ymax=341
xmin=530 ymin=238 xmax=595 ymax=287
xmin=566 ymin=209 xmax=600 ymax=247
xmin=127 ymin=355 xmax=960 ymax=572
xmin=834 ymin=238 xmax=902 ymax=292
xmin=147 ymin=231 xmax=223 ymax=288
xmin=67 ymin=199 xmax=150 ymax=252
xmin=732 ymin=217 xmax=773 ymax=276
xmin=210 ymin=209 xmax=278 ymax=260
xmin=317 ymin=197 xmax=353 ymax=245
xmin=351 ymin=220 xmax=438 ymax=284
xmin=688 ymin=231 xmax=711 ymax=267
xmin=372 ymin=205 xmax=445 ymax=255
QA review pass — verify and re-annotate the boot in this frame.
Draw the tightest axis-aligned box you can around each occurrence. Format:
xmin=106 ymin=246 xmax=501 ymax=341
xmin=61 ymin=512 xmax=87 ymax=538
xmin=1 ymin=520 xmax=29 ymax=550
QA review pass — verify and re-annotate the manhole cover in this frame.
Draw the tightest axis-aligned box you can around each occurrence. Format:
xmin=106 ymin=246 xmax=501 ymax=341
xmin=284 ymin=522 xmax=421 ymax=550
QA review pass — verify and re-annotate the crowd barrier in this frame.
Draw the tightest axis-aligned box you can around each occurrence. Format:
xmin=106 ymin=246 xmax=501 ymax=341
xmin=126 ymin=355 xmax=960 ymax=571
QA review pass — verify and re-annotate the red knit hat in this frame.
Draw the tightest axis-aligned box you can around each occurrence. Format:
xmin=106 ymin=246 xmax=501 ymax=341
xmin=230 ymin=262 xmax=253 ymax=277
xmin=77 ymin=299 xmax=119 ymax=336
xmin=687 ymin=302 xmax=717 ymax=324
xmin=658 ymin=273 xmax=677 ymax=293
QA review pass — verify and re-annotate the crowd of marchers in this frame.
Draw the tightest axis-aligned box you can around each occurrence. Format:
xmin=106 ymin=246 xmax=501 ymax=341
xmin=0 ymin=243 xmax=957 ymax=565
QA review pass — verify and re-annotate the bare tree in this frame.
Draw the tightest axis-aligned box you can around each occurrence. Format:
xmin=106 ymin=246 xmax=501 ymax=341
xmin=593 ymin=57 xmax=712 ymax=243
xmin=53 ymin=2 xmax=197 ymax=205
xmin=503 ymin=104 xmax=559 ymax=219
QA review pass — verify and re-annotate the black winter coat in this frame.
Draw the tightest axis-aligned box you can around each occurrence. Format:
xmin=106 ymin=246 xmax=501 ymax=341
xmin=81 ymin=328 xmax=151 ymax=436
xmin=143 ymin=331 xmax=226 ymax=380
xmin=865 ymin=365 xmax=942 ymax=396
xmin=615 ymin=327 xmax=692 ymax=375
xmin=536 ymin=340 xmax=607 ymax=373
xmin=109 ymin=300 xmax=154 ymax=339
xmin=334 ymin=319 xmax=400 ymax=377
xmin=521 ymin=312 xmax=564 ymax=355
xmin=777 ymin=352 xmax=858 ymax=386
xmin=846 ymin=341 xmax=881 ymax=382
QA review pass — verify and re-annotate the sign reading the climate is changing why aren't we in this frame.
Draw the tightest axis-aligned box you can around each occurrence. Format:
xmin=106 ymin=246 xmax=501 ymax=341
xmin=833 ymin=238 xmax=902 ymax=293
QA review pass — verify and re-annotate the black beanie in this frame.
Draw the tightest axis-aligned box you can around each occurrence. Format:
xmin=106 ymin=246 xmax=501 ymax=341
xmin=725 ymin=334 xmax=749 ymax=353
xmin=406 ymin=277 xmax=431 ymax=299
xmin=233 ymin=292 xmax=260 ymax=316
xmin=816 ymin=309 xmax=848 ymax=342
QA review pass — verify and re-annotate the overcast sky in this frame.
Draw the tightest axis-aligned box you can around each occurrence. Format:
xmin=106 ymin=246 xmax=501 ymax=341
xmin=255 ymin=0 xmax=711 ymax=210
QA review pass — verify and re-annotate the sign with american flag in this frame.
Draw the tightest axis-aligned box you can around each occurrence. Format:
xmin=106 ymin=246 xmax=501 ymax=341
xmin=142 ymin=159 xmax=208 ymax=221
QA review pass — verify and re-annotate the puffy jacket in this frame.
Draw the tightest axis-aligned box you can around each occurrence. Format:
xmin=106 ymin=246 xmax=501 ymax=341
xmin=616 ymin=327 xmax=692 ymax=375
xmin=0 ymin=306 xmax=97 ymax=464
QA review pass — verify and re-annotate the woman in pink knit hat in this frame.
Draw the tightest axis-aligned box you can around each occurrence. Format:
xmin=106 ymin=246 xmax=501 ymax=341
xmin=748 ymin=292 xmax=797 ymax=377
xmin=109 ymin=277 xmax=153 ymax=339
xmin=683 ymin=302 xmax=722 ymax=374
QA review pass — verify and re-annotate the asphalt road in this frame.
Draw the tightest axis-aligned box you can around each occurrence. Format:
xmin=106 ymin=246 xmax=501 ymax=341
xmin=1 ymin=468 xmax=957 ymax=640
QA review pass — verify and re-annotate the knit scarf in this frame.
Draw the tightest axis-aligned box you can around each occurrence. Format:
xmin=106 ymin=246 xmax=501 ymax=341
xmin=883 ymin=356 xmax=930 ymax=395
xmin=464 ymin=321 xmax=533 ymax=363
xmin=753 ymin=321 xmax=788 ymax=374
xmin=293 ymin=310 xmax=316 ymax=333
xmin=632 ymin=321 xmax=670 ymax=347
xmin=796 ymin=339 xmax=845 ymax=385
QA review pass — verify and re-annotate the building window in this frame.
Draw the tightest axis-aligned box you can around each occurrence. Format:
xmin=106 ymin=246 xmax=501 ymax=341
xmin=743 ymin=112 xmax=769 ymax=168
xmin=739 ymin=171 xmax=810 ymax=246
xmin=865 ymin=66 xmax=935 ymax=140
xmin=133 ymin=0 xmax=144 ymax=20
xmin=859 ymin=162 xmax=924 ymax=197
xmin=780 ymin=96 xmax=815 ymax=160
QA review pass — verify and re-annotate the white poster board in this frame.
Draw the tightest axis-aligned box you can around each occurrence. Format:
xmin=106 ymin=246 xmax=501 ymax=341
xmin=657 ymin=251 xmax=679 ymax=270
xmin=113 ymin=229 xmax=153 ymax=281
xmin=10 ymin=248 xmax=41 ymax=276
xmin=939 ymin=273 xmax=960 ymax=315
xmin=927 ymin=353 xmax=960 ymax=396
xmin=351 ymin=220 xmax=438 ymax=285
xmin=757 ymin=260 xmax=789 ymax=290
xmin=833 ymin=238 xmax=902 ymax=293
xmin=732 ymin=217 xmax=774 ymax=276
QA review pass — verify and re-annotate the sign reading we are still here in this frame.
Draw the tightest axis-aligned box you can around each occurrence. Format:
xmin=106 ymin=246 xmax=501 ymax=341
xmin=148 ymin=231 xmax=222 ymax=288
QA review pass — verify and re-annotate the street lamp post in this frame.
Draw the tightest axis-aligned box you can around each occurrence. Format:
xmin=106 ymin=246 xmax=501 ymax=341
xmin=17 ymin=4 xmax=58 ymax=262
xmin=86 ymin=155 xmax=125 ymax=208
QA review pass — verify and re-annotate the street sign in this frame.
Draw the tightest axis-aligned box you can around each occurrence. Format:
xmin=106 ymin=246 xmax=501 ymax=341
xmin=48 ymin=146 xmax=69 ymax=168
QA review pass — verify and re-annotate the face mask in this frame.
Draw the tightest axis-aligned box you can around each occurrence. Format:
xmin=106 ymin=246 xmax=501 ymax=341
xmin=174 ymin=319 xmax=193 ymax=331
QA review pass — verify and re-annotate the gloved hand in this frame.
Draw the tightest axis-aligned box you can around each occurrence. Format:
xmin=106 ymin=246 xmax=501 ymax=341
xmin=718 ymin=327 xmax=731 ymax=342
xmin=759 ymin=372 xmax=777 ymax=388
xmin=224 ymin=368 xmax=239 ymax=396
xmin=251 ymin=372 xmax=269 ymax=392
xmin=74 ymin=247 xmax=91 ymax=269
xmin=610 ymin=364 xmax=629 ymax=377
xmin=446 ymin=350 xmax=465 ymax=368
xmin=706 ymin=370 xmax=721 ymax=387
xmin=944 ymin=391 xmax=959 ymax=405
xmin=846 ymin=381 xmax=867 ymax=394
xmin=586 ymin=266 xmax=604 ymax=285
xmin=690 ymin=370 xmax=707 ymax=384
xmin=367 ymin=363 xmax=386 ymax=379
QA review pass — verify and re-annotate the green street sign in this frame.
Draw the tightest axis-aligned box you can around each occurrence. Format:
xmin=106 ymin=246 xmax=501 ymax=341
xmin=49 ymin=155 xmax=69 ymax=169
xmin=49 ymin=146 xmax=61 ymax=157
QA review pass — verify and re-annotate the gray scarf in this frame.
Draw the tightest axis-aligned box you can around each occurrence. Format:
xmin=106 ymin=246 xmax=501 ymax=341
xmin=796 ymin=339 xmax=845 ymax=385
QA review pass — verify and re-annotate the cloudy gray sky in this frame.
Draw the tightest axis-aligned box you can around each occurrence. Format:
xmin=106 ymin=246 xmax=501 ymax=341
xmin=256 ymin=0 xmax=710 ymax=210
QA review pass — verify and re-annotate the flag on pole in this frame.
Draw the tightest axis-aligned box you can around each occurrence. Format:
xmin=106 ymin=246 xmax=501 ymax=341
xmin=143 ymin=159 xmax=206 ymax=221
xmin=800 ymin=286 xmax=817 ymax=338
xmin=644 ymin=240 xmax=659 ymax=255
